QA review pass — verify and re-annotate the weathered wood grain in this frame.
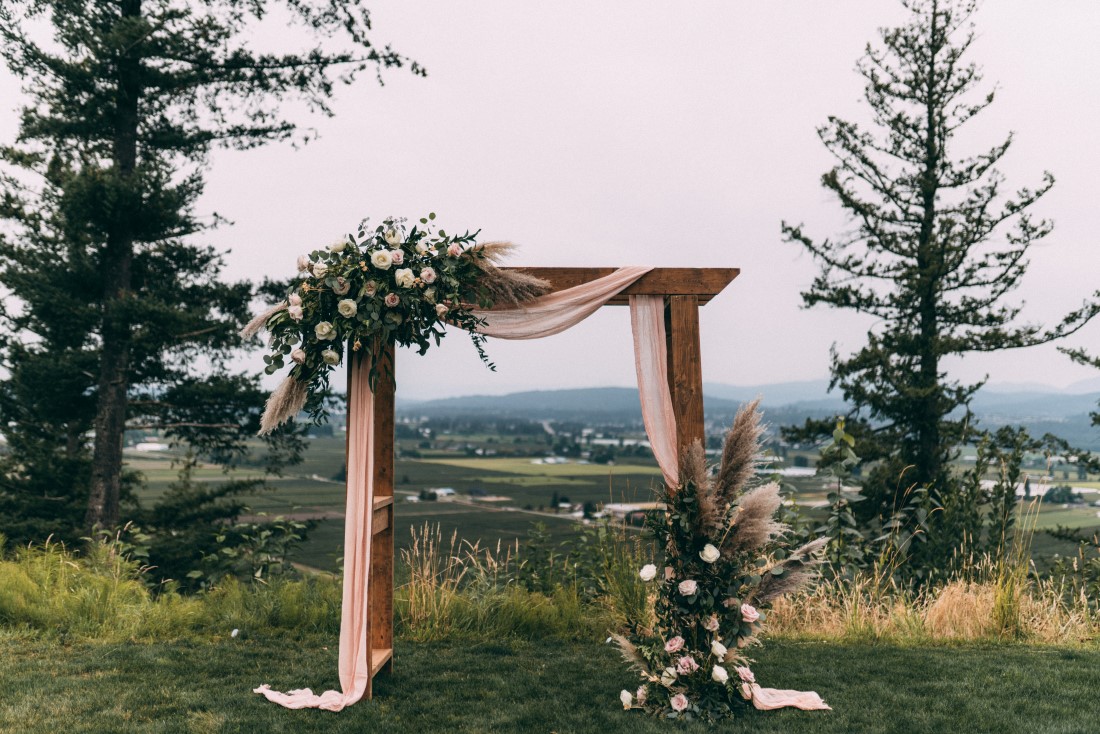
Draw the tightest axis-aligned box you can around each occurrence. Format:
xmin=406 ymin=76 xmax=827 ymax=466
xmin=501 ymin=267 xmax=738 ymax=305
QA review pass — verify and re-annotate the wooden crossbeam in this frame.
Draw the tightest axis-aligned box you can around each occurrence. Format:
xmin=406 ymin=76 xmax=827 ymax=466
xmin=502 ymin=267 xmax=739 ymax=305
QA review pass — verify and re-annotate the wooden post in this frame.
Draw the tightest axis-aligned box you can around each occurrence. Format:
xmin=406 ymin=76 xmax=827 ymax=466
xmin=368 ymin=342 xmax=395 ymax=695
xmin=665 ymin=295 xmax=705 ymax=457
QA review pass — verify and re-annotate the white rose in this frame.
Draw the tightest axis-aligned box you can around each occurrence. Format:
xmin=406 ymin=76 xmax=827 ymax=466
xmin=711 ymin=640 xmax=727 ymax=658
xmin=678 ymin=579 xmax=698 ymax=597
xmin=296 ymin=255 xmax=310 ymax=272
xmin=660 ymin=667 xmax=678 ymax=687
xmin=415 ymin=241 xmax=430 ymax=254
xmin=394 ymin=268 xmax=415 ymax=288
xmin=288 ymin=293 xmax=302 ymax=307
xmin=420 ymin=267 xmax=437 ymax=284
xmin=711 ymin=665 xmax=729 ymax=684
xmin=329 ymin=238 xmax=348 ymax=253
xmin=337 ymin=299 xmax=358 ymax=318
xmin=314 ymin=321 xmax=336 ymax=341
xmin=384 ymin=228 xmax=402 ymax=246
xmin=619 ymin=690 xmax=632 ymax=710
xmin=290 ymin=348 xmax=306 ymax=365
xmin=287 ymin=305 xmax=303 ymax=321
xmin=639 ymin=564 xmax=657 ymax=582
xmin=435 ymin=303 xmax=449 ymax=318
xmin=332 ymin=277 xmax=350 ymax=295
xmin=321 ymin=348 xmax=340 ymax=366
xmin=312 ymin=262 xmax=328 ymax=279
xmin=370 ymin=250 xmax=393 ymax=270
xmin=700 ymin=544 xmax=720 ymax=564
xmin=423 ymin=287 xmax=436 ymax=303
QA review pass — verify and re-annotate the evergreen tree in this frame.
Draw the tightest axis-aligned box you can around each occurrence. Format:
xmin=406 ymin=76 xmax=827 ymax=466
xmin=782 ymin=0 xmax=1099 ymax=513
xmin=0 ymin=1 xmax=421 ymax=537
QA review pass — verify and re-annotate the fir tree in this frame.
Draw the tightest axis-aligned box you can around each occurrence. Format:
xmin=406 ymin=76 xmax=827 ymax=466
xmin=0 ymin=1 xmax=421 ymax=536
xmin=782 ymin=0 xmax=1099 ymax=512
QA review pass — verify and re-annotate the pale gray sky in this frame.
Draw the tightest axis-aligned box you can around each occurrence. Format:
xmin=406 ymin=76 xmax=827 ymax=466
xmin=2 ymin=2 xmax=1098 ymax=400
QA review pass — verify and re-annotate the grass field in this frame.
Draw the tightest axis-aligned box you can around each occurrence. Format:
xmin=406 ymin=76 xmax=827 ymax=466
xmin=3 ymin=635 xmax=1099 ymax=733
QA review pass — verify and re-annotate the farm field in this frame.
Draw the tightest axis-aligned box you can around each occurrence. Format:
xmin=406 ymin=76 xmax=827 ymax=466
xmin=122 ymin=436 xmax=1100 ymax=574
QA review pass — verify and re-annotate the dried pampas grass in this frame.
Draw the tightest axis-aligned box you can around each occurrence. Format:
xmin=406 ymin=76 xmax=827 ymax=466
xmin=681 ymin=439 xmax=723 ymax=539
xmin=259 ymin=376 xmax=308 ymax=435
xmin=467 ymin=241 xmax=551 ymax=306
xmin=723 ymin=482 xmax=786 ymax=556
xmin=240 ymin=302 xmax=287 ymax=340
xmin=716 ymin=399 xmax=764 ymax=502
xmin=752 ymin=537 xmax=828 ymax=605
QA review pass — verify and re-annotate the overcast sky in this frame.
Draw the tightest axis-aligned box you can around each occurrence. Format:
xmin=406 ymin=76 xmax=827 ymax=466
xmin=2 ymin=2 xmax=1098 ymax=400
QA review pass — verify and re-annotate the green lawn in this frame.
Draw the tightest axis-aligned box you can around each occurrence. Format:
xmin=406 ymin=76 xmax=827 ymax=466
xmin=2 ymin=636 xmax=1099 ymax=733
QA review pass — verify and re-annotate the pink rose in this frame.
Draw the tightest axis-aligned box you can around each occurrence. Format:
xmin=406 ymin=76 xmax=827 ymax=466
xmin=447 ymin=242 xmax=463 ymax=257
xmin=287 ymin=305 xmax=303 ymax=321
xmin=384 ymin=293 xmax=399 ymax=308
xmin=664 ymin=636 xmax=684 ymax=653
xmin=670 ymin=693 xmax=688 ymax=713
xmin=435 ymin=303 xmax=449 ymax=318
xmin=288 ymin=293 xmax=302 ymax=307
xmin=296 ymin=255 xmax=310 ymax=272
xmin=333 ymin=277 xmax=350 ymax=295
xmin=364 ymin=280 xmax=378 ymax=297
xmin=635 ymin=685 xmax=647 ymax=705
xmin=420 ymin=267 xmax=437 ymax=284
xmin=664 ymin=566 xmax=675 ymax=581
xmin=736 ymin=666 xmax=755 ymax=684
xmin=390 ymin=249 xmax=404 ymax=265
xmin=703 ymin=614 xmax=720 ymax=632
xmin=740 ymin=683 xmax=753 ymax=700
xmin=290 ymin=348 xmax=306 ymax=365
xmin=678 ymin=579 xmax=697 ymax=597
xmin=741 ymin=604 xmax=760 ymax=623
xmin=676 ymin=656 xmax=699 ymax=675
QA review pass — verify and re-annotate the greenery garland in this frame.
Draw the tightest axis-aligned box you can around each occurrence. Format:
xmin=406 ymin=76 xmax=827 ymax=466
xmin=247 ymin=214 xmax=547 ymax=429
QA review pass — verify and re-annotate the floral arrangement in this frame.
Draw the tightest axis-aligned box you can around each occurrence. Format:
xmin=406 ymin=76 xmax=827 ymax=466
xmin=242 ymin=214 xmax=549 ymax=433
xmin=613 ymin=401 xmax=826 ymax=721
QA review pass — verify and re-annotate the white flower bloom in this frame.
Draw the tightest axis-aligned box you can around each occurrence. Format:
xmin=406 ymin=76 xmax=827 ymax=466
xmin=363 ymin=280 xmax=378 ymax=297
xmin=288 ymin=293 xmax=302 ymax=307
xmin=700 ymin=543 xmax=720 ymax=564
xmin=384 ymin=228 xmax=402 ymax=246
xmin=423 ymin=287 xmax=437 ymax=303
xmin=619 ymin=690 xmax=632 ymax=710
xmin=296 ymin=255 xmax=310 ymax=272
xmin=329 ymin=238 xmax=348 ymax=253
xmin=370 ymin=250 xmax=393 ymax=270
xmin=287 ymin=305 xmax=304 ymax=321
xmin=639 ymin=564 xmax=657 ymax=582
xmin=435 ymin=303 xmax=449 ymax=318
xmin=420 ymin=267 xmax=437 ymax=284
xmin=337 ymin=299 xmax=358 ymax=318
xmin=314 ymin=321 xmax=336 ymax=341
xmin=321 ymin=348 xmax=340 ymax=366
xmin=711 ymin=640 xmax=727 ymax=659
xmin=290 ymin=348 xmax=306 ymax=365
xmin=711 ymin=665 xmax=728 ymax=684
xmin=394 ymin=268 xmax=416 ymax=288
xmin=660 ymin=667 xmax=678 ymax=687
xmin=415 ymin=241 xmax=430 ymax=254
xmin=312 ymin=262 xmax=328 ymax=279
xmin=678 ymin=579 xmax=698 ymax=597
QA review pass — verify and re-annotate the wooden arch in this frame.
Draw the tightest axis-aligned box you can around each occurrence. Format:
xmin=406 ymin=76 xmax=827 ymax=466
xmin=353 ymin=266 xmax=740 ymax=697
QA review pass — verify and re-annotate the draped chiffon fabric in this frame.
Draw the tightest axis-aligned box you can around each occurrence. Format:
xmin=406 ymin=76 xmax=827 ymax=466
xmin=255 ymin=268 xmax=828 ymax=713
xmin=254 ymin=352 xmax=375 ymax=711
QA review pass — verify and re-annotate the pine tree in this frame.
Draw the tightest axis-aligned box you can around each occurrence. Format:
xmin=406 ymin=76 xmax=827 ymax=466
xmin=782 ymin=0 xmax=1099 ymax=510
xmin=0 ymin=1 xmax=421 ymax=535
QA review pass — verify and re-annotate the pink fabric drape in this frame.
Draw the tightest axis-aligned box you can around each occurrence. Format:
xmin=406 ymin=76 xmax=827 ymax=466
xmin=628 ymin=295 xmax=679 ymax=488
xmin=254 ymin=353 xmax=375 ymax=711
xmin=749 ymin=684 xmax=831 ymax=711
xmin=255 ymin=267 xmax=827 ymax=715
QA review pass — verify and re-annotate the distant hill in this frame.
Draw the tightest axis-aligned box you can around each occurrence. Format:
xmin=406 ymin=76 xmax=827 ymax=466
xmin=397 ymin=381 xmax=1100 ymax=449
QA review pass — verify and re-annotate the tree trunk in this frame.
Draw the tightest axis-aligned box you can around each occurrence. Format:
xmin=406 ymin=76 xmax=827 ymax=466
xmin=914 ymin=3 xmax=943 ymax=491
xmin=86 ymin=0 xmax=142 ymax=529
